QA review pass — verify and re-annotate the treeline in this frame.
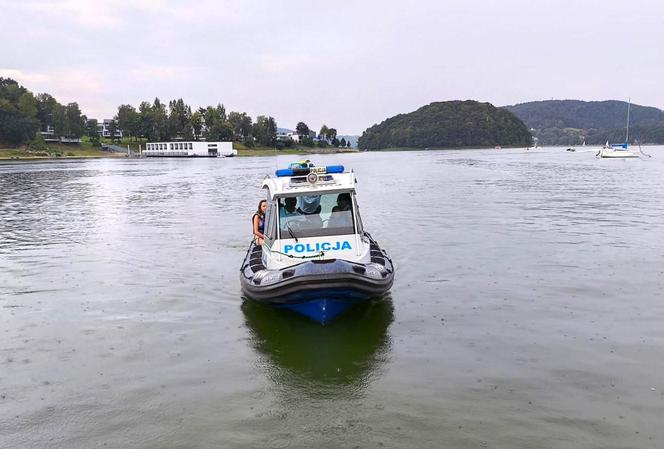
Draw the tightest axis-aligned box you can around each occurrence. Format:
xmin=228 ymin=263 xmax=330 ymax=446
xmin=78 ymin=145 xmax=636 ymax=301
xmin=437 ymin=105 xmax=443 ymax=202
xmin=505 ymin=100 xmax=664 ymax=145
xmin=0 ymin=77 xmax=86 ymax=146
xmin=110 ymin=101 xmax=352 ymax=148
xmin=110 ymin=99 xmax=277 ymax=147
xmin=531 ymin=124 xmax=664 ymax=146
xmin=358 ymin=100 xmax=532 ymax=150
xmin=1 ymin=77 xmax=351 ymax=150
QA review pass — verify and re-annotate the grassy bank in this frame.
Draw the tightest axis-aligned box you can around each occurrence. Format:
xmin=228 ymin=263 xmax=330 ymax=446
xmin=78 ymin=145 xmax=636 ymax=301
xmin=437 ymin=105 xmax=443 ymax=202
xmin=0 ymin=144 xmax=127 ymax=160
xmin=0 ymin=135 xmax=145 ymax=160
xmin=235 ymin=143 xmax=306 ymax=157
xmin=235 ymin=142 xmax=359 ymax=157
xmin=1 ymin=138 xmax=358 ymax=160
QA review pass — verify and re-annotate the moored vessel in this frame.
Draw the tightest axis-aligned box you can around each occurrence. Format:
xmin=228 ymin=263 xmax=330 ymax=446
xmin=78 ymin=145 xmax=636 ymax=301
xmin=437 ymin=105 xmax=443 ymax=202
xmin=597 ymin=100 xmax=638 ymax=159
xmin=597 ymin=142 xmax=638 ymax=158
xmin=143 ymin=141 xmax=236 ymax=157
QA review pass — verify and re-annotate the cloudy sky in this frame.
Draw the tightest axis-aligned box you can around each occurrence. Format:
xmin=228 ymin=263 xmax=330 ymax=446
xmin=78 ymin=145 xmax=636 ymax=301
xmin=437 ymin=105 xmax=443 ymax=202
xmin=1 ymin=0 xmax=662 ymax=134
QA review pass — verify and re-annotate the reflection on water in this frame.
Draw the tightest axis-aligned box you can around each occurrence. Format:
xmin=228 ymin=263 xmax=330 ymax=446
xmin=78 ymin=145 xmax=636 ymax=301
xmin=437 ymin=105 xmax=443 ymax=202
xmin=242 ymin=297 xmax=394 ymax=398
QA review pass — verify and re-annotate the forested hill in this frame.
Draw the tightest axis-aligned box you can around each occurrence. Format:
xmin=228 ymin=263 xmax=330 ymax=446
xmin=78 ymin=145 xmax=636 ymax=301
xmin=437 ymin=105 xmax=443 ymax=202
xmin=358 ymin=101 xmax=532 ymax=150
xmin=505 ymin=100 xmax=664 ymax=145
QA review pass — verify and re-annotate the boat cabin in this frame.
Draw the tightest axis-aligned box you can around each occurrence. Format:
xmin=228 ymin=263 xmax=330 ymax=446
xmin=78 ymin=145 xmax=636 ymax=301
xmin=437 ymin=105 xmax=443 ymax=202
xmin=260 ymin=161 xmax=370 ymax=269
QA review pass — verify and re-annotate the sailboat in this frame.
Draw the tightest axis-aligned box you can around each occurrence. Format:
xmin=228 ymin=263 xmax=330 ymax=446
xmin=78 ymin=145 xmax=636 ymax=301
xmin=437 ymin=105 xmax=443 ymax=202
xmin=597 ymin=100 xmax=638 ymax=158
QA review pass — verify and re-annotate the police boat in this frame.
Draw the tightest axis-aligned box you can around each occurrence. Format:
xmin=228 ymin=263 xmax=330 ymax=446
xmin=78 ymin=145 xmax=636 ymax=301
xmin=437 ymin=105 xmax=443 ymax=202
xmin=240 ymin=160 xmax=394 ymax=324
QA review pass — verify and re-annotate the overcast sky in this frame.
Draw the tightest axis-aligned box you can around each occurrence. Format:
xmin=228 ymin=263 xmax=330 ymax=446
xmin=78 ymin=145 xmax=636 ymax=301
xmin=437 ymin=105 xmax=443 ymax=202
xmin=1 ymin=0 xmax=662 ymax=134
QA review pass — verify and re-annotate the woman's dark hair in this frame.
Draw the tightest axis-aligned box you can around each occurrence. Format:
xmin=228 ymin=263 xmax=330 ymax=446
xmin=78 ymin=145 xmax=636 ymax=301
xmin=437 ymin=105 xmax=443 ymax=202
xmin=256 ymin=199 xmax=267 ymax=216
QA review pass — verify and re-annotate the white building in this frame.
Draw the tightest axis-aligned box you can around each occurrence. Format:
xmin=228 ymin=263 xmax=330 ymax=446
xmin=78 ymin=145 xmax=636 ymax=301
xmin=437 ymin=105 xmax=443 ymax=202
xmin=39 ymin=125 xmax=58 ymax=142
xmin=143 ymin=141 xmax=236 ymax=157
xmin=276 ymin=130 xmax=317 ymax=143
xmin=97 ymin=119 xmax=123 ymax=138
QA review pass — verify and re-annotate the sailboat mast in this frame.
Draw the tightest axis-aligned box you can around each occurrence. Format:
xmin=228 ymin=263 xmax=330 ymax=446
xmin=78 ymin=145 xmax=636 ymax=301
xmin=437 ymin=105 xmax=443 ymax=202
xmin=626 ymin=98 xmax=631 ymax=144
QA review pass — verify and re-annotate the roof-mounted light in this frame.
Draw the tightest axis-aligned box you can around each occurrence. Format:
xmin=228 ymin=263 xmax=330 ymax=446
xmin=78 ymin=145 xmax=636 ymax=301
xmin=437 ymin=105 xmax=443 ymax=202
xmin=275 ymin=164 xmax=345 ymax=177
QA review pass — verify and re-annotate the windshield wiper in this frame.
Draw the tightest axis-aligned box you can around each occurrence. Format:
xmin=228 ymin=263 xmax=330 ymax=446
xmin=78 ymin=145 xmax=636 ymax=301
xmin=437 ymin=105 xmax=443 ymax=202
xmin=285 ymin=222 xmax=299 ymax=242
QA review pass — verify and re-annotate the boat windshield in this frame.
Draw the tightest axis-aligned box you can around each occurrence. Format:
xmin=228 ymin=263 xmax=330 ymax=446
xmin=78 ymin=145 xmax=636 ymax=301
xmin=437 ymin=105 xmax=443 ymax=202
xmin=278 ymin=193 xmax=355 ymax=238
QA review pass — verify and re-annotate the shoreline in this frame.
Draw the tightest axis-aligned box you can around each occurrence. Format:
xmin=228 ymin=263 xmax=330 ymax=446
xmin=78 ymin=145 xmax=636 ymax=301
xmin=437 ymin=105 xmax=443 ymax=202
xmin=0 ymin=146 xmax=359 ymax=161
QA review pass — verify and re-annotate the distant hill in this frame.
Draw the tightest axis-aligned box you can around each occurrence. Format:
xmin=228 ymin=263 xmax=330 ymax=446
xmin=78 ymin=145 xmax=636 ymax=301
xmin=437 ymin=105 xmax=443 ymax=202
xmin=358 ymin=100 xmax=532 ymax=150
xmin=504 ymin=100 xmax=664 ymax=145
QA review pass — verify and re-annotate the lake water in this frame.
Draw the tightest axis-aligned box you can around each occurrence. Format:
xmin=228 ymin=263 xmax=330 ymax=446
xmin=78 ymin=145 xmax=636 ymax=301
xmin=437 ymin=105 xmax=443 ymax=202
xmin=1 ymin=147 xmax=664 ymax=449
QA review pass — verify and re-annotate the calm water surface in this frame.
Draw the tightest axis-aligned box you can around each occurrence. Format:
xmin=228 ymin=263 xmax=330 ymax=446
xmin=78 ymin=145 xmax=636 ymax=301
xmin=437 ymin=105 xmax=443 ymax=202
xmin=1 ymin=148 xmax=664 ymax=448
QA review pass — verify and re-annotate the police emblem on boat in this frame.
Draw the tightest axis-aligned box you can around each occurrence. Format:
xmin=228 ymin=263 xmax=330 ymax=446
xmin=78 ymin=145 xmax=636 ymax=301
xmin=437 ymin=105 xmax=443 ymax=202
xmin=306 ymin=172 xmax=318 ymax=184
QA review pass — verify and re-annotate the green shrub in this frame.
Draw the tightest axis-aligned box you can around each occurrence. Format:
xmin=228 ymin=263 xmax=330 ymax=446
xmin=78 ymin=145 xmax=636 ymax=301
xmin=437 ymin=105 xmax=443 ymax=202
xmin=300 ymin=136 xmax=315 ymax=147
xmin=27 ymin=134 xmax=49 ymax=151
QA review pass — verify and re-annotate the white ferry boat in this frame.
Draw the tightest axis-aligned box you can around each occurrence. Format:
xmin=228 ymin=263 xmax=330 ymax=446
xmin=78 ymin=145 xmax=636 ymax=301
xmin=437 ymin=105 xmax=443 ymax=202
xmin=240 ymin=160 xmax=394 ymax=323
xmin=143 ymin=141 xmax=236 ymax=157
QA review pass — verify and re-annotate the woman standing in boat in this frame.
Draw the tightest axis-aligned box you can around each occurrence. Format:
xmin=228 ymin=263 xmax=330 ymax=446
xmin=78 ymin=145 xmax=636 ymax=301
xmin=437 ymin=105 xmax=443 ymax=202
xmin=252 ymin=200 xmax=267 ymax=245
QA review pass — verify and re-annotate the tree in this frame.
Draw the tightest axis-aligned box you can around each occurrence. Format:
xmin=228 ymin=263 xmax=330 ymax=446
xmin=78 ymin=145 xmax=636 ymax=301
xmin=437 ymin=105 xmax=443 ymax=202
xmin=191 ymin=111 xmax=203 ymax=139
xmin=201 ymin=105 xmax=233 ymax=141
xmin=116 ymin=104 xmax=140 ymax=140
xmin=228 ymin=111 xmax=252 ymax=141
xmin=18 ymin=92 xmax=38 ymax=118
xmin=340 ymin=137 xmax=347 ymax=147
xmin=266 ymin=116 xmax=277 ymax=145
xmin=0 ymin=78 xmax=40 ymax=145
xmin=216 ymin=103 xmax=227 ymax=122
xmin=138 ymin=101 xmax=154 ymax=139
xmin=51 ymin=103 xmax=68 ymax=138
xmin=319 ymin=124 xmax=329 ymax=141
xmin=326 ymin=127 xmax=337 ymax=142
xmin=296 ymin=122 xmax=310 ymax=138
xmin=64 ymin=103 xmax=85 ymax=137
xmin=0 ymin=98 xmax=40 ymax=145
xmin=152 ymin=97 xmax=169 ymax=140
xmin=86 ymin=118 xmax=101 ymax=146
xmin=167 ymin=98 xmax=193 ymax=140
xmin=35 ymin=93 xmax=59 ymax=131
xmin=107 ymin=119 xmax=118 ymax=142
xmin=253 ymin=115 xmax=278 ymax=146
xmin=300 ymin=136 xmax=315 ymax=147
xmin=86 ymin=118 xmax=98 ymax=137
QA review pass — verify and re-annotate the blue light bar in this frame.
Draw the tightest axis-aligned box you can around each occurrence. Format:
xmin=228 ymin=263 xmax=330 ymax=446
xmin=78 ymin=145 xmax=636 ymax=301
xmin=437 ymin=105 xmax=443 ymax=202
xmin=275 ymin=168 xmax=295 ymax=177
xmin=275 ymin=164 xmax=345 ymax=177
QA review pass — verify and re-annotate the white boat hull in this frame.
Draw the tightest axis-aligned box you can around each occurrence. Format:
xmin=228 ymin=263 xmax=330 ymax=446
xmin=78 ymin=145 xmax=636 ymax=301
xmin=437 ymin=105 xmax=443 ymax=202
xmin=598 ymin=148 xmax=638 ymax=158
